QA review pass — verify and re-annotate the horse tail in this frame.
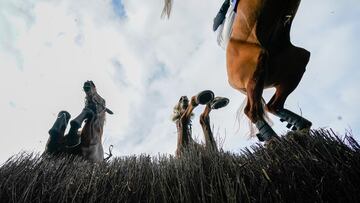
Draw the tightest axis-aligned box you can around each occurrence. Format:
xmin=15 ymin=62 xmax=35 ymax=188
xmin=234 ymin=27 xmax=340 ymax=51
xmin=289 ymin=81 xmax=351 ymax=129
xmin=161 ymin=0 xmax=173 ymax=18
xmin=235 ymin=97 xmax=249 ymax=135
xmin=261 ymin=97 xmax=273 ymax=127
xmin=235 ymin=97 xmax=272 ymax=138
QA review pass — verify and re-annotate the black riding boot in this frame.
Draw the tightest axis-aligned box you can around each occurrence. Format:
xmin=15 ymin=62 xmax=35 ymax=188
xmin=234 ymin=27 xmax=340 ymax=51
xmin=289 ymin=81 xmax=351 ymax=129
xmin=213 ymin=0 xmax=231 ymax=31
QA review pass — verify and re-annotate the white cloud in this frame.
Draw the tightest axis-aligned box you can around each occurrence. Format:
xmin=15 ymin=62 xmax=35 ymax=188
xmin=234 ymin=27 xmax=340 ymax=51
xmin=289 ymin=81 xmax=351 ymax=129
xmin=0 ymin=0 xmax=359 ymax=163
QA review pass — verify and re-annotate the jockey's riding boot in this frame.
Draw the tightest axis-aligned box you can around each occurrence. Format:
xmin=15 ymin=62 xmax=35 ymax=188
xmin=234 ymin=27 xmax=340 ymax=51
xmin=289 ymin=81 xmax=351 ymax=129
xmin=213 ymin=0 xmax=231 ymax=31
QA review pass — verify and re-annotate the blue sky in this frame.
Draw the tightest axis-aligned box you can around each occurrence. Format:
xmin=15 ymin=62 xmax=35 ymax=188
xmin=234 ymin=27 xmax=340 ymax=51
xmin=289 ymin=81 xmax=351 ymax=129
xmin=112 ymin=0 xmax=126 ymax=18
xmin=0 ymin=0 xmax=359 ymax=163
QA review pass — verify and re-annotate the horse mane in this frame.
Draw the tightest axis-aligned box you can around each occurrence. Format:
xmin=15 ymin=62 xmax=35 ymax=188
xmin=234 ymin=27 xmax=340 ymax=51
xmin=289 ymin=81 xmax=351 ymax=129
xmin=172 ymin=102 xmax=185 ymax=122
xmin=161 ymin=0 xmax=173 ymax=18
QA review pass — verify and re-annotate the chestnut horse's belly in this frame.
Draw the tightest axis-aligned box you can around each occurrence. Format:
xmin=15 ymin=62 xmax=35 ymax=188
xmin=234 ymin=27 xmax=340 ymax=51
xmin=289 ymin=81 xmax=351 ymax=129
xmin=230 ymin=0 xmax=262 ymax=44
xmin=227 ymin=0 xmax=302 ymax=91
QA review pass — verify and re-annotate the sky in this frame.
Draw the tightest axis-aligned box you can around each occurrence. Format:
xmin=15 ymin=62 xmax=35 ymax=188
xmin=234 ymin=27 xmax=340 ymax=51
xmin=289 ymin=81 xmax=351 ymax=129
xmin=0 ymin=0 xmax=359 ymax=163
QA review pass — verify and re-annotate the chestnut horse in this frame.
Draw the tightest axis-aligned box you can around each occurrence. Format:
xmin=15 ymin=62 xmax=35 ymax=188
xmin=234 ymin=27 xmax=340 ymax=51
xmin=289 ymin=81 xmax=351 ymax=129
xmin=172 ymin=90 xmax=229 ymax=157
xmin=162 ymin=0 xmax=312 ymax=142
xmin=45 ymin=81 xmax=113 ymax=162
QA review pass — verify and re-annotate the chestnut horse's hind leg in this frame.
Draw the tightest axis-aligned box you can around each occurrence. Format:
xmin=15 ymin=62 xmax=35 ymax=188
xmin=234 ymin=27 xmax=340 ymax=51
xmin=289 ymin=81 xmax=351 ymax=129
xmin=66 ymin=108 xmax=94 ymax=147
xmin=200 ymin=105 xmax=217 ymax=152
xmin=46 ymin=111 xmax=71 ymax=153
xmin=266 ymin=46 xmax=312 ymax=131
xmin=176 ymin=96 xmax=198 ymax=157
xmin=199 ymin=97 xmax=229 ymax=151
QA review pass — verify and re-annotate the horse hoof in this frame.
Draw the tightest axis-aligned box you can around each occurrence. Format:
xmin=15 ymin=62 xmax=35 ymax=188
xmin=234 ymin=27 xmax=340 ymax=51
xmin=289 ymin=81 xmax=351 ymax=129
xmin=211 ymin=97 xmax=229 ymax=109
xmin=255 ymin=120 xmax=278 ymax=142
xmin=275 ymin=109 xmax=312 ymax=131
xmin=256 ymin=133 xmax=265 ymax=142
xmin=58 ymin=111 xmax=71 ymax=122
xmin=298 ymin=120 xmax=312 ymax=130
xmin=195 ymin=90 xmax=214 ymax=105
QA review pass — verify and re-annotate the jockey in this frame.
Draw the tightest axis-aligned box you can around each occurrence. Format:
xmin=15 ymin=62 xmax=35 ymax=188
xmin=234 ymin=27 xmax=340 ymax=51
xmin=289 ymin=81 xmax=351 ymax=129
xmin=213 ymin=0 xmax=230 ymax=31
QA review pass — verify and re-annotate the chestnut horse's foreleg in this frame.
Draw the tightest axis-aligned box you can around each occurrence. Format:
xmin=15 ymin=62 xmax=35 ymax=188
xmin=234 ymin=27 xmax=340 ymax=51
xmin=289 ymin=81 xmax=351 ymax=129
xmin=66 ymin=108 xmax=94 ymax=147
xmin=244 ymin=49 xmax=267 ymax=122
xmin=176 ymin=96 xmax=198 ymax=157
xmin=200 ymin=105 xmax=218 ymax=152
xmin=266 ymin=46 xmax=312 ymax=131
xmin=245 ymin=49 xmax=278 ymax=141
xmin=46 ymin=111 xmax=71 ymax=153
xmin=227 ymin=40 xmax=277 ymax=141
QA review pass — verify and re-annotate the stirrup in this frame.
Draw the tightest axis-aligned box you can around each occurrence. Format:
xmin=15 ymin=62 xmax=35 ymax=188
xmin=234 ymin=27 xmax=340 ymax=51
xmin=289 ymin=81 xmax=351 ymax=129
xmin=210 ymin=97 xmax=230 ymax=109
xmin=255 ymin=120 xmax=277 ymax=142
xmin=276 ymin=109 xmax=312 ymax=130
xmin=195 ymin=90 xmax=215 ymax=105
